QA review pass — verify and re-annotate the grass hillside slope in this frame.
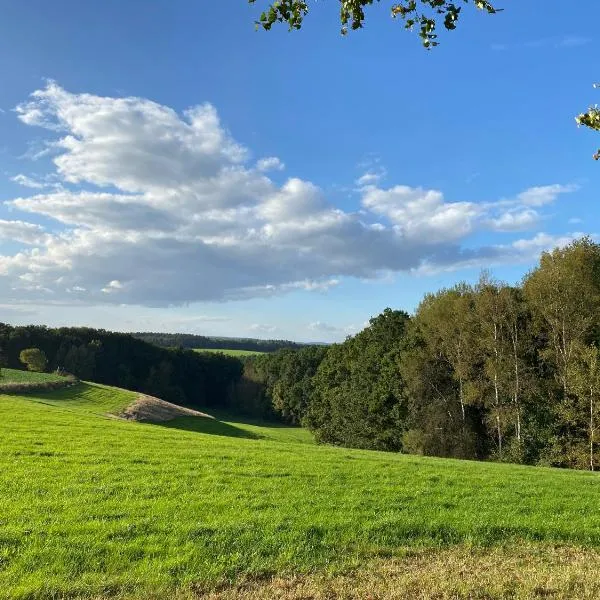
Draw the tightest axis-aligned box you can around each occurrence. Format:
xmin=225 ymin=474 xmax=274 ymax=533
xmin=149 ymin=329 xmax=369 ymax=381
xmin=2 ymin=384 xmax=600 ymax=599
xmin=0 ymin=367 xmax=77 ymax=394
xmin=0 ymin=367 xmax=65 ymax=384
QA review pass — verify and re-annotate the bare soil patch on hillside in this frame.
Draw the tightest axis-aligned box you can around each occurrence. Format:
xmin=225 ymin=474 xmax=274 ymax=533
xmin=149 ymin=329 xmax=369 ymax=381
xmin=120 ymin=394 xmax=213 ymax=423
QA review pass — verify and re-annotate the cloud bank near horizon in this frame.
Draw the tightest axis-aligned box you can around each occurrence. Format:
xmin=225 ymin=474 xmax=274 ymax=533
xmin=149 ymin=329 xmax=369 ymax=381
xmin=0 ymin=82 xmax=583 ymax=307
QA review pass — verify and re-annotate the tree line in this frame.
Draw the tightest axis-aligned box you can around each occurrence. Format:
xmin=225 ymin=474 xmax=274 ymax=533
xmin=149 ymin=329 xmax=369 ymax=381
xmin=132 ymin=332 xmax=306 ymax=353
xmin=0 ymin=325 xmax=243 ymax=411
xmin=252 ymin=238 xmax=600 ymax=471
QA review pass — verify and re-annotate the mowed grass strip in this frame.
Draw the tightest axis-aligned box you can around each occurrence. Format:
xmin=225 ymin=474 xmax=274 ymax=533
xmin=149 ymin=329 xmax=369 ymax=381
xmin=18 ymin=381 xmax=138 ymax=415
xmin=2 ymin=385 xmax=600 ymax=598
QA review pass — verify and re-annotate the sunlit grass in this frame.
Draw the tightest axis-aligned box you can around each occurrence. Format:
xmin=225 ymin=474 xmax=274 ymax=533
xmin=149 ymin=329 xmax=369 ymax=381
xmin=0 ymin=367 xmax=64 ymax=384
xmin=2 ymin=384 xmax=600 ymax=599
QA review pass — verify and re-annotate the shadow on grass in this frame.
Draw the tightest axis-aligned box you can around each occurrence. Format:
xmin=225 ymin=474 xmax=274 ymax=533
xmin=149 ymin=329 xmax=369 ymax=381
xmin=160 ymin=416 xmax=262 ymax=440
xmin=206 ymin=409 xmax=295 ymax=429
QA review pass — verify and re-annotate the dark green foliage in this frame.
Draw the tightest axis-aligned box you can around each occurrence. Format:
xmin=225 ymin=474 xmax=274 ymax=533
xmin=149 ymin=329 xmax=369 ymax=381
xmin=254 ymin=345 xmax=328 ymax=424
xmin=250 ymin=0 xmax=500 ymax=46
xmin=0 ymin=324 xmax=244 ymax=413
xmin=133 ymin=331 xmax=306 ymax=353
xmin=19 ymin=347 xmax=48 ymax=372
xmin=400 ymin=332 xmax=480 ymax=459
xmin=253 ymin=238 xmax=600 ymax=471
xmin=523 ymin=238 xmax=600 ymax=469
xmin=306 ymin=308 xmax=410 ymax=451
xmin=576 ymin=84 xmax=600 ymax=160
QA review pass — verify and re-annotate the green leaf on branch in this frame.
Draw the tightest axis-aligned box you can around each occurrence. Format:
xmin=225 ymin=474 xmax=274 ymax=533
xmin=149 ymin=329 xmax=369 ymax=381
xmin=249 ymin=0 xmax=500 ymax=47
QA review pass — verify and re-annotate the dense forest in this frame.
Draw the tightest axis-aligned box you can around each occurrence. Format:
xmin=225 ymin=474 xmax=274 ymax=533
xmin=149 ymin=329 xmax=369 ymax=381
xmin=0 ymin=325 xmax=242 ymax=410
xmin=132 ymin=332 xmax=306 ymax=353
xmin=252 ymin=238 xmax=600 ymax=471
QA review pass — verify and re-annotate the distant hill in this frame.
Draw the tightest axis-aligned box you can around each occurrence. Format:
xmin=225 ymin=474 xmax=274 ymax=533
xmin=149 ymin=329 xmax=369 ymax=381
xmin=132 ymin=332 xmax=308 ymax=353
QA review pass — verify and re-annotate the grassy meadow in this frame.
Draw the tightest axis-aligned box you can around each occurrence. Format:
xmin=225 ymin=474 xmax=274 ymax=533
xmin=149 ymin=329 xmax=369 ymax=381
xmin=2 ymin=383 xmax=600 ymax=598
xmin=0 ymin=367 xmax=65 ymax=384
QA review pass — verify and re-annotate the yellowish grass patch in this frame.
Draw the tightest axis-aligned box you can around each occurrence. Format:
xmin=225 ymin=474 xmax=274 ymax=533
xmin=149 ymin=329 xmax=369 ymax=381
xmin=201 ymin=544 xmax=600 ymax=600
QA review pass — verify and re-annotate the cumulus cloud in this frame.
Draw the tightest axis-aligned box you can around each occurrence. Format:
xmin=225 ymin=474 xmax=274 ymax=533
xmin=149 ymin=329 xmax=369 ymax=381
xmin=0 ymin=82 xmax=584 ymax=307
xmin=517 ymin=184 xmax=578 ymax=207
xmin=0 ymin=219 xmax=48 ymax=245
xmin=362 ymin=185 xmax=480 ymax=243
xmin=487 ymin=209 xmax=540 ymax=232
xmin=415 ymin=232 xmax=584 ymax=275
xmin=256 ymin=157 xmax=285 ymax=172
xmin=308 ymin=321 xmax=340 ymax=333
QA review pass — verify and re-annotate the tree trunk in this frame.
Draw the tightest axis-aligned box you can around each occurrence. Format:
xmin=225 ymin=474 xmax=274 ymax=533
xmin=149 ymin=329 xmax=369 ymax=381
xmin=491 ymin=322 xmax=503 ymax=459
xmin=459 ymin=376 xmax=465 ymax=422
xmin=590 ymin=386 xmax=595 ymax=472
xmin=496 ymin=413 xmax=502 ymax=459
xmin=512 ymin=327 xmax=521 ymax=443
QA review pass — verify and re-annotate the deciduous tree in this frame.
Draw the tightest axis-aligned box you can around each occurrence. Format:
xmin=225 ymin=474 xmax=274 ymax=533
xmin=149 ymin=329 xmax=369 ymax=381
xmin=306 ymin=308 xmax=409 ymax=451
xmin=568 ymin=343 xmax=600 ymax=471
xmin=250 ymin=0 xmax=500 ymax=47
xmin=576 ymin=83 xmax=600 ymax=160
xmin=523 ymin=238 xmax=600 ymax=402
xmin=19 ymin=347 xmax=48 ymax=373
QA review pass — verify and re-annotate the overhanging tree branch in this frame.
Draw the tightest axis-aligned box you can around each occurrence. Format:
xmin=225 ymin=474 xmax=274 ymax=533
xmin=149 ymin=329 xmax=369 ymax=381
xmin=576 ymin=84 xmax=600 ymax=161
xmin=249 ymin=0 xmax=500 ymax=46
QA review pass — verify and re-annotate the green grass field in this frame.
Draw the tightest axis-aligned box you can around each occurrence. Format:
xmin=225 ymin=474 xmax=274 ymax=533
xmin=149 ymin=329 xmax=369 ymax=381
xmin=2 ymin=383 xmax=600 ymax=599
xmin=193 ymin=348 xmax=265 ymax=356
xmin=0 ymin=367 xmax=65 ymax=384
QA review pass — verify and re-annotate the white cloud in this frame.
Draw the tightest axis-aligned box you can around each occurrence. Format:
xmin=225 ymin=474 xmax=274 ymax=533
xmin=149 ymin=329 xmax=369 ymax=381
xmin=415 ymin=232 xmax=585 ymax=275
xmin=355 ymin=168 xmax=386 ymax=187
xmin=362 ymin=185 xmax=480 ymax=243
xmin=487 ymin=209 xmax=540 ymax=232
xmin=0 ymin=83 xmax=584 ymax=307
xmin=257 ymin=157 xmax=285 ymax=172
xmin=308 ymin=321 xmax=340 ymax=333
xmin=11 ymin=173 xmax=62 ymax=191
xmin=101 ymin=280 xmax=123 ymax=294
xmin=249 ymin=323 xmax=277 ymax=333
xmin=517 ymin=184 xmax=578 ymax=207
xmin=12 ymin=174 xmax=46 ymax=189
xmin=510 ymin=232 xmax=582 ymax=254
xmin=0 ymin=219 xmax=47 ymax=245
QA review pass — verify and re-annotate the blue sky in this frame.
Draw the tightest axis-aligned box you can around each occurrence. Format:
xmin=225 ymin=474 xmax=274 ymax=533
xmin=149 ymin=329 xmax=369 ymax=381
xmin=0 ymin=0 xmax=598 ymax=341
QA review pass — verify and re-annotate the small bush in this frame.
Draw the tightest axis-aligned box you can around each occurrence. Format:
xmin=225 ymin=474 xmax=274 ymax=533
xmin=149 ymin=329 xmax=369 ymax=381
xmin=19 ymin=348 xmax=48 ymax=373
